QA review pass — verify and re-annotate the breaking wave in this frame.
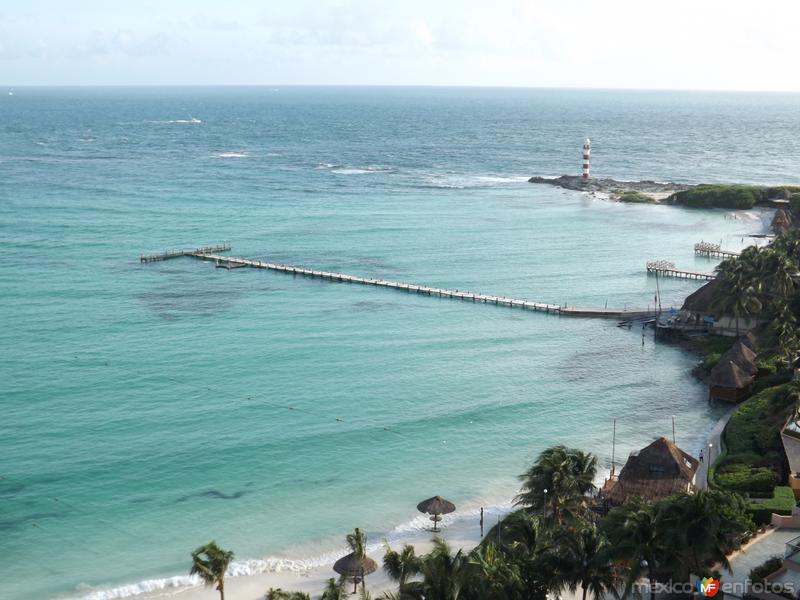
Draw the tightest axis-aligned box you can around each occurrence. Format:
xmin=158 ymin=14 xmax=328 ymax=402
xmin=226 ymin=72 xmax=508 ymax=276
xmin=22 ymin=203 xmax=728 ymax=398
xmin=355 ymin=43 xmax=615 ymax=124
xmin=73 ymin=500 xmax=514 ymax=600
xmin=212 ymin=151 xmax=249 ymax=159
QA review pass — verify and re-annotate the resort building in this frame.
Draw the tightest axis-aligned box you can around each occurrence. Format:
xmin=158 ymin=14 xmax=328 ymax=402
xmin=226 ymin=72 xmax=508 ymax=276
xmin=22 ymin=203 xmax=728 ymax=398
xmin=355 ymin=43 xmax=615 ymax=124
xmin=709 ymin=360 xmax=754 ymax=403
xmin=603 ymin=437 xmax=699 ymax=506
xmin=707 ymin=338 xmax=758 ymax=403
xmin=679 ymin=281 xmax=764 ymax=336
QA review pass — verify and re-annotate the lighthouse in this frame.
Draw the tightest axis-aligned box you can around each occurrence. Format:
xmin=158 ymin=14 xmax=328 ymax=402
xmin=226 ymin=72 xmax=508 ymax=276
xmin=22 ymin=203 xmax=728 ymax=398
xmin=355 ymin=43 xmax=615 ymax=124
xmin=582 ymin=138 xmax=591 ymax=181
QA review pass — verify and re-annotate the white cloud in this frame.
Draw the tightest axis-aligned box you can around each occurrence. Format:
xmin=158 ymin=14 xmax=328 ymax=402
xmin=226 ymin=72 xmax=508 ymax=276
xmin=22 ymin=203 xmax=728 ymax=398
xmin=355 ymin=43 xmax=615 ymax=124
xmin=2 ymin=0 xmax=800 ymax=89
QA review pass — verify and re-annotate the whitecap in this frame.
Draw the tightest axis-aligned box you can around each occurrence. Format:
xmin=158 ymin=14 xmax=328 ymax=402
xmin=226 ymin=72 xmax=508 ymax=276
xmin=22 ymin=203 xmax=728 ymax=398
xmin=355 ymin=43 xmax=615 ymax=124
xmin=213 ymin=152 xmax=249 ymax=159
xmin=147 ymin=118 xmax=202 ymax=125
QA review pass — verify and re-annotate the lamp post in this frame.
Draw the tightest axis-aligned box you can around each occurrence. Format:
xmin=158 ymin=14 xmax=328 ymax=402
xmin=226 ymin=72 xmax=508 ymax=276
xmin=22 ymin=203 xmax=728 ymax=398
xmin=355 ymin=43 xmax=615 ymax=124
xmin=543 ymin=488 xmax=548 ymax=524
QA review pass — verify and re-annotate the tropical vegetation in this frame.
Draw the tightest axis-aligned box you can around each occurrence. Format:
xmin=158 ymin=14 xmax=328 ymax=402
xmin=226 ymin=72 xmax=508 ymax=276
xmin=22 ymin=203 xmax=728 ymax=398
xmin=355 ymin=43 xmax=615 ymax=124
xmin=670 ymin=185 xmax=800 ymax=209
xmin=239 ymin=445 xmax=756 ymax=600
xmin=190 ymin=541 xmax=235 ymax=600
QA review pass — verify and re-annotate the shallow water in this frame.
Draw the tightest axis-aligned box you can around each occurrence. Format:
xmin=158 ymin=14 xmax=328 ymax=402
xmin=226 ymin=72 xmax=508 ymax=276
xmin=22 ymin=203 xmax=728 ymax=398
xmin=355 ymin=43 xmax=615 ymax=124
xmin=0 ymin=87 xmax=796 ymax=600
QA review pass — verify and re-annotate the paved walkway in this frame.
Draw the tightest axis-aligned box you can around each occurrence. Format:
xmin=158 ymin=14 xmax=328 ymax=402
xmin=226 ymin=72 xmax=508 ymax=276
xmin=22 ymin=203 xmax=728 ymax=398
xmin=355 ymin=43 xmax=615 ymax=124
xmin=696 ymin=406 xmax=736 ymax=490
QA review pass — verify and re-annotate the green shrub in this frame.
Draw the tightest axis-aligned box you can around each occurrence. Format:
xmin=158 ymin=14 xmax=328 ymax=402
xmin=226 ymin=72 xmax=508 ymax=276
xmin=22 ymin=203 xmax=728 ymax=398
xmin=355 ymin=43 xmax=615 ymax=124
xmin=791 ymin=193 xmax=800 ymax=216
xmin=749 ymin=556 xmax=784 ymax=583
xmin=702 ymin=352 xmax=722 ymax=374
xmin=716 ymin=463 xmax=776 ymax=495
xmin=748 ymin=486 xmax=795 ymax=525
xmin=753 ymin=371 xmax=794 ymax=394
xmin=672 ymin=185 xmax=765 ymax=209
xmin=617 ymin=191 xmax=654 ymax=203
xmin=724 ymin=384 xmax=792 ymax=456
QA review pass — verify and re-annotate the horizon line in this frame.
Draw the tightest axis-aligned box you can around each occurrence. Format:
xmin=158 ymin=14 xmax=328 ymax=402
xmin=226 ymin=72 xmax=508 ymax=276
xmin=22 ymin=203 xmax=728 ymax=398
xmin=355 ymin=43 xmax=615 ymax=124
xmin=3 ymin=83 xmax=800 ymax=94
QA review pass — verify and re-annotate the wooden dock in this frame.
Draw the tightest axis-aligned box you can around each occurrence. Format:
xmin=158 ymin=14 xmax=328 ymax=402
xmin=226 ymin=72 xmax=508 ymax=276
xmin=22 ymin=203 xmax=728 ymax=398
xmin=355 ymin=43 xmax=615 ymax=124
xmin=141 ymin=246 xmax=660 ymax=320
xmin=694 ymin=242 xmax=739 ymax=259
xmin=140 ymin=243 xmax=231 ymax=263
xmin=196 ymin=252 xmax=565 ymax=313
xmin=646 ymin=260 xmax=715 ymax=280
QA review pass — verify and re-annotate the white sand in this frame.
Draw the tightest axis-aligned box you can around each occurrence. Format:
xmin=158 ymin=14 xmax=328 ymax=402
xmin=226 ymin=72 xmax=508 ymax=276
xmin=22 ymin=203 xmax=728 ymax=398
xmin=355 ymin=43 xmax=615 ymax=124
xmin=133 ymin=509 xmax=503 ymax=600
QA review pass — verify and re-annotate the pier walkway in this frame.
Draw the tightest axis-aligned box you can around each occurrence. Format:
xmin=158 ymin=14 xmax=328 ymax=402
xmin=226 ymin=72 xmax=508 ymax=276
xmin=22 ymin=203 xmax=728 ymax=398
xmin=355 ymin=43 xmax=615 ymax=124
xmin=646 ymin=260 xmax=715 ymax=281
xmin=140 ymin=243 xmax=231 ymax=263
xmin=140 ymin=245 xmax=660 ymax=320
xmin=694 ymin=242 xmax=739 ymax=259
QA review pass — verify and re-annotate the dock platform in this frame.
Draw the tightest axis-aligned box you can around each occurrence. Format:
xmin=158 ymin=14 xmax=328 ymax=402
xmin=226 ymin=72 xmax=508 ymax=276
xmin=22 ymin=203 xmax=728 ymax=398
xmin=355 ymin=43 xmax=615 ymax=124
xmin=140 ymin=243 xmax=231 ymax=263
xmin=694 ymin=242 xmax=739 ymax=259
xmin=646 ymin=260 xmax=714 ymax=280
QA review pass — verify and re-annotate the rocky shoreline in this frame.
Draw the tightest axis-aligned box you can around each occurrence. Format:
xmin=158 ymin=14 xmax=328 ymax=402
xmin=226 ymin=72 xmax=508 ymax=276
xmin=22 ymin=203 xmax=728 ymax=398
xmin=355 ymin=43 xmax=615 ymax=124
xmin=528 ymin=175 xmax=690 ymax=201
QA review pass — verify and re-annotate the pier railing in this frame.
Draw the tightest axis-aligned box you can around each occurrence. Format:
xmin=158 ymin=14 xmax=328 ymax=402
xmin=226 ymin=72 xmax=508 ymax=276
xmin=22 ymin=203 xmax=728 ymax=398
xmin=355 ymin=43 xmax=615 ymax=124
xmin=140 ymin=243 xmax=231 ymax=263
xmin=694 ymin=241 xmax=739 ymax=259
xmin=646 ymin=260 xmax=714 ymax=280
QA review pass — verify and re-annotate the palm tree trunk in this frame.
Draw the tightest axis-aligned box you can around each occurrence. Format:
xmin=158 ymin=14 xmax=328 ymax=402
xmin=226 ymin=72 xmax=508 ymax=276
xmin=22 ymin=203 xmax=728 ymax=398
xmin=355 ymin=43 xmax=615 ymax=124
xmin=217 ymin=577 xmax=225 ymax=600
xmin=582 ymin=583 xmax=588 ymax=600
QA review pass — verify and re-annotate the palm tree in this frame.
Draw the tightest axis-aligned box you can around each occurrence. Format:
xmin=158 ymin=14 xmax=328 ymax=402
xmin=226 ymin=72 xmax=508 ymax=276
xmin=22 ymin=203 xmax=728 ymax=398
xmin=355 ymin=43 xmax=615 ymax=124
xmin=602 ymin=502 xmax=681 ymax=599
xmin=658 ymin=490 xmax=749 ymax=577
xmin=383 ymin=543 xmax=420 ymax=594
xmin=516 ymin=446 xmax=597 ymax=527
xmin=712 ymin=271 xmax=762 ymax=335
xmin=466 ymin=543 xmax=522 ymax=600
xmin=550 ymin=526 xmax=618 ymax=600
xmin=190 ymin=541 xmax=234 ymax=600
xmin=320 ymin=578 xmax=345 ymax=600
xmin=415 ymin=539 xmax=468 ymax=600
xmin=762 ymin=251 xmax=796 ymax=300
xmin=340 ymin=527 xmax=376 ymax=594
xmin=265 ymin=589 xmax=312 ymax=600
xmin=774 ymin=302 xmax=800 ymax=365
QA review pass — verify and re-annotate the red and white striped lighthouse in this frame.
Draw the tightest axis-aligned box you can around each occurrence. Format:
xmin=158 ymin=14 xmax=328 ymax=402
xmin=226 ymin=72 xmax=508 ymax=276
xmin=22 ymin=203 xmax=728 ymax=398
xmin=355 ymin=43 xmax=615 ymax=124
xmin=582 ymin=138 xmax=591 ymax=181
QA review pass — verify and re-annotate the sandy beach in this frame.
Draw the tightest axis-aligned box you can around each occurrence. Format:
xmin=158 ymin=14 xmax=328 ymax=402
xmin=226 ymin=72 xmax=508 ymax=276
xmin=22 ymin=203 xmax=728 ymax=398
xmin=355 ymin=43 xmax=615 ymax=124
xmin=133 ymin=507 xmax=503 ymax=600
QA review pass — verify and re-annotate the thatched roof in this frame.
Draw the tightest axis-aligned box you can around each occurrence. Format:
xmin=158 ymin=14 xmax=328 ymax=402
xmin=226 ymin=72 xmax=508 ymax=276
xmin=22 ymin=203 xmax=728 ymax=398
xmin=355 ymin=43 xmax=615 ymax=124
xmin=709 ymin=360 xmax=753 ymax=390
xmin=417 ymin=496 xmax=456 ymax=516
xmin=773 ymin=209 xmax=793 ymax=232
xmin=605 ymin=437 xmax=699 ymax=505
xmin=740 ymin=331 xmax=757 ymax=350
xmin=681 ymin=279 xmax=720 ymax=313
xmin=333 ymin=553 xmax=378 ymax=578
xmin=718 ymin=340 xmax=758 ymax=376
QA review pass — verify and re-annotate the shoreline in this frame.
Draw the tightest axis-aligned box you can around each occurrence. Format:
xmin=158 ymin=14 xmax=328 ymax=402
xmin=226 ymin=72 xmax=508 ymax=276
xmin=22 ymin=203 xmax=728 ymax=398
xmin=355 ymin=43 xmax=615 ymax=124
xmin=71 ymin=193 xmax=772 ymax=600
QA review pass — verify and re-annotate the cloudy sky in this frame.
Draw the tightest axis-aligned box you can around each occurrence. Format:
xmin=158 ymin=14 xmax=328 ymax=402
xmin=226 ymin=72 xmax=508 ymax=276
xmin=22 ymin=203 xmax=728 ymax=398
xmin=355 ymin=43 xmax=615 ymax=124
xmin=2 ymin=0 xmax=799 ymax=90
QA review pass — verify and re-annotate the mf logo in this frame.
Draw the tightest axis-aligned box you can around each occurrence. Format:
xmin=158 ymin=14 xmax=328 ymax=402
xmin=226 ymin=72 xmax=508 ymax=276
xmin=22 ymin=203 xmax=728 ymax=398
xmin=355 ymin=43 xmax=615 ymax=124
xmin=697 ymin=577 xmax=720 ymax=598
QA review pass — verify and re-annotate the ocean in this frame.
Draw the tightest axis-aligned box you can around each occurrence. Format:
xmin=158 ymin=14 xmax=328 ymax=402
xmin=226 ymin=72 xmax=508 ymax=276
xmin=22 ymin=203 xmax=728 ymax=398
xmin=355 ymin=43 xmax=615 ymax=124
xmin=1 ymin=87 xmax=798 ymax=600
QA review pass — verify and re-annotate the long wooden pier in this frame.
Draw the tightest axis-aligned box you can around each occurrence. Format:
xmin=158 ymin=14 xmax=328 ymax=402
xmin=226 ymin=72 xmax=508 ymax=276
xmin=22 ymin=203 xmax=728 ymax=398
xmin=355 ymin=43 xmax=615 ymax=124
xmin=140 ymin=243 xmax=231 ymax=263
xmin=693 ymin=242 xmax=739 ymax=259
xmin=646 ymin=260 xmax=715 ymax=281
xmin=140 ymin=245 xmax=659 ymax=320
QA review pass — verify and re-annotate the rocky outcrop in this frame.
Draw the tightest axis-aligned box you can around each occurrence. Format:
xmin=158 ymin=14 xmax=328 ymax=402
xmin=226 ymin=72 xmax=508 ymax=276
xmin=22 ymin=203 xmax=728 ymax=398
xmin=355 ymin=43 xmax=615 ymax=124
xmin=528 ymin=175 xmax=690 ymax=196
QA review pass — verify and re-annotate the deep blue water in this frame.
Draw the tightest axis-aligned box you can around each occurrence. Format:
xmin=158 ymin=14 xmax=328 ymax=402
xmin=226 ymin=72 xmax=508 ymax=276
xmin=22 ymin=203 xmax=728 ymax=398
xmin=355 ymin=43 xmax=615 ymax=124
xmin=1 ymin=87 xmax=797 ymax=600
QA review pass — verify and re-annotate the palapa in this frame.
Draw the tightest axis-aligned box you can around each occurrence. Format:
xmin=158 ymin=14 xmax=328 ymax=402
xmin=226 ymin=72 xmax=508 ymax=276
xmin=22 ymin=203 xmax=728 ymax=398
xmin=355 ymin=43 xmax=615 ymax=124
xmin=710 ymin=360 xmax=753 ymax=390
xmin=333 ymin=553 xmax=378 ymax=578
xmin=605 ymin=437 xmax=699 ymax=506
xmin=681 ymin=279 xmax=719 ymax=314
xmin=417 ymin=496 xmax=456 ymax=532
xmin=718 ymin=339 xmax=758 ymax=376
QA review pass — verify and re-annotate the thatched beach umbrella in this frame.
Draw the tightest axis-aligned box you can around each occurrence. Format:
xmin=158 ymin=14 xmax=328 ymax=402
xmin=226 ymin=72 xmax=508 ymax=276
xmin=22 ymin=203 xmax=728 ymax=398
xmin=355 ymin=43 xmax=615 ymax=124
xmin=417 ymin=496 xmax=456 ymax=532
xmin=333 ymin=553 xmax=377 ymax=594
xmin=333 ymin=528 xmax=377 ymax=593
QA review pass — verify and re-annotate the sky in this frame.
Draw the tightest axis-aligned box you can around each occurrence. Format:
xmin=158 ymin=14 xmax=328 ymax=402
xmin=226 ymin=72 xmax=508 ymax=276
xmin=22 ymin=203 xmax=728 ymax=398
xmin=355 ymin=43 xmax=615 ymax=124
xmin=1 ymin=0 xmax=799 ymax=90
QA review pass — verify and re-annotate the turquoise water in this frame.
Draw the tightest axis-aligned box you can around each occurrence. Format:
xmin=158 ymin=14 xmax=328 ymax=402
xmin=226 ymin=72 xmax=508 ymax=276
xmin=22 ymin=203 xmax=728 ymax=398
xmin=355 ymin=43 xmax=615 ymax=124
xmin=1 ymin=88 xmax=797 ymax=600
